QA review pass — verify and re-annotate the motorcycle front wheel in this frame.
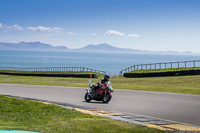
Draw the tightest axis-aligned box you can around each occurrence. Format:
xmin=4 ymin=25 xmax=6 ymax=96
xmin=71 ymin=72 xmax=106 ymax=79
xmin=102 ymin=94 xmax=112 ymax=103
xmin=85 ymin=92 xmax=92 ymax=102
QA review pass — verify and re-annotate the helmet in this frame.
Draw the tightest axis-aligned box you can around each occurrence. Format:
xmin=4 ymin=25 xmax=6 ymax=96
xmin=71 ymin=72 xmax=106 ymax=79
xmin=104 ymin=75 xmax=110 ymax=82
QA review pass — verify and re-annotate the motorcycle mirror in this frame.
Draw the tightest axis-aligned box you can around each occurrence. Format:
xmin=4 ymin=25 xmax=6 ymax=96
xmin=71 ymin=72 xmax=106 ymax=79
xmin=89 ymin=80 xmax=91 ymax=84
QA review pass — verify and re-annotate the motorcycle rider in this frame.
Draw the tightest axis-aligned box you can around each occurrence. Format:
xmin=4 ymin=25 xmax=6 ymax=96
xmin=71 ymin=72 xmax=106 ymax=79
xmin=92 ymin=75 xmax=113 ymax=92
xmin=86 ymin=75 xmax=113 ymax=103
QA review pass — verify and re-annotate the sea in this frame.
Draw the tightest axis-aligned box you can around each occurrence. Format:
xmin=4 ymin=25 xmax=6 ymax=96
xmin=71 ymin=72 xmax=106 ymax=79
xmin=1 ymin=50 xmax=200 ymax=76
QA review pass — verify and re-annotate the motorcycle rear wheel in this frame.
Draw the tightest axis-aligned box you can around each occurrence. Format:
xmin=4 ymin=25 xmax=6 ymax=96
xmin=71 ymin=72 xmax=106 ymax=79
xmin=85 ymin=92 xmax=92 ymax=102
xmin=102 ymin=94 xmax=112 ymax=103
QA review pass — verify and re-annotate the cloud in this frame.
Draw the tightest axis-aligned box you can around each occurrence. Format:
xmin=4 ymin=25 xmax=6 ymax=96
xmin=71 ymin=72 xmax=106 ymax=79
xmin=12 ymin=24 xmax=24 ymax=31
xmin=128 ymin=34 xmax=140 ymax=38
xmin=92 ymin=33 xmax=97 ymax=36
xmin=105 ymin=30 xmax=125 ymax=37
xmin=67 ymin=32 xmax=77 ymax=35
xmin=37 ymin=26 xmax=52 ymax=32
xmin=26 ymin=26 xmax=62 ymax=32
xmin=1 ymin=23 xmax=62 ymax=33
xmin=3 ymin=24 xmax=24 ymax=32
xmin=52 ymin=27 xmax=62 ymax=32
xmin=26 ymin=27 xmax=38 ymax=31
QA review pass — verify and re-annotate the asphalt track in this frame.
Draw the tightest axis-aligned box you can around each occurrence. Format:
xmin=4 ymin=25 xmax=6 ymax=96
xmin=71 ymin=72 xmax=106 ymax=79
xmin=0 ymin=83 xmax=200 ymax=127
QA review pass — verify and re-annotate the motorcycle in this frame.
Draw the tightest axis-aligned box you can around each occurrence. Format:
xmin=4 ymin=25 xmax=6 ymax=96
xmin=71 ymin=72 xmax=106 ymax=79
xmin=85 ymin=80 xmax=113 ymax=103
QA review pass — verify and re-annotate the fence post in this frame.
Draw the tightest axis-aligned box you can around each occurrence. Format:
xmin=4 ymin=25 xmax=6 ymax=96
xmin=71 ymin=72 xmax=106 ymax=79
xmin=194 ymin=61 xmax=195 ymax=68
xmin=185 ymin=61 xmax=187 ymax=68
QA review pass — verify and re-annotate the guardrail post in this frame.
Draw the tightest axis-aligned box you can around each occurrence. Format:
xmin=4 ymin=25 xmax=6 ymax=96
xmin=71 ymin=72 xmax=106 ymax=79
xmin=185 ymin=61 xmax=187 ymax=68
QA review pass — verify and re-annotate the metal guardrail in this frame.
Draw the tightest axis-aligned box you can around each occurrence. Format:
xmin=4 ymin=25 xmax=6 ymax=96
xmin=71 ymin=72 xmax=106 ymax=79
xmin=119 ymin=60 xmax=200 ymax=76
xmin=1 ymin=60 xmax=200 ymax=76
xmin=0 ymin=66 xmax=106 ymax=75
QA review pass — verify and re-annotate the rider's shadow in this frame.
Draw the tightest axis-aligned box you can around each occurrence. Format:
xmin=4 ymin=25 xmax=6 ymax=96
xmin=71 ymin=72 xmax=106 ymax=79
xmin=82 ymin=101 xmax=109 ymax=104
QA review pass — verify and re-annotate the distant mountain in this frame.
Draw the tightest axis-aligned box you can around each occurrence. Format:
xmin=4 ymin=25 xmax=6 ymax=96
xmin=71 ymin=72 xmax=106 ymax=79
xmin=73 ymin=43 xmax=195 ymax=55
xmin=73 ymin=43 xmax=144 ymax=53
xmin=0 ymin=41 xmax=197 ymax=55
xmin=0 ymin=41 xmax=68 ymax=51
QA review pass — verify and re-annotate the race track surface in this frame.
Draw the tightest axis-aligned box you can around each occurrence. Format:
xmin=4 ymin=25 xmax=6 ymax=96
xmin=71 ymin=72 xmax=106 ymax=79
xmin=0 ymin=83 xmax=199 ymax=126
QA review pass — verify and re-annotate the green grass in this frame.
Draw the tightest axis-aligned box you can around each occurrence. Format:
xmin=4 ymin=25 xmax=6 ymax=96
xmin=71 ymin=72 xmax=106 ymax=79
xmin=128 ymin=67 xmax=200 ymax=73
xmin=0 ymin=73 xmax=200 ymax=95
xmin=112 ymin=76 xmax=200 ymax=94
xmin=0 ymin=95 xmax=165 ymax=133
xmin=0 ymin=74 xmax=99 ymax=87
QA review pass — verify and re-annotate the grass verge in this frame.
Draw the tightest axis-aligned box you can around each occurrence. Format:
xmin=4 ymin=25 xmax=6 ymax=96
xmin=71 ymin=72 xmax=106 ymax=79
xmin=112 ymin=75 xmax=200 ymax=95
xmin=0 ymin=73 xmax=200 ymax=95
xmin=0 ymin=95 xmax=165 ymax=133
xmin=0 ymin=70 xmax=104 ymax=78
xmin=128 ymin=67 xmax=200 ymax=73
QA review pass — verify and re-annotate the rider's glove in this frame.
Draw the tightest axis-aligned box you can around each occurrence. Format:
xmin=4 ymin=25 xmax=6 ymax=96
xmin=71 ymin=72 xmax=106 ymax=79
xmin=109 ymin=86 xmax=113 ymax=92
xmin=89 ymin=84 xmax=94 ymax=88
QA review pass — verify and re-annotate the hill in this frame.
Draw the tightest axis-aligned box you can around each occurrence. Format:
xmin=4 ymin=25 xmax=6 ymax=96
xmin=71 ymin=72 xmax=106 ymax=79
xmin=0 ymin=41 xmax=68 ymax=51
xmin=73 ymin=43 xmax=194 ymax=55
xmin=0 ymin=41 xmax=196 ymax=55
xmin=73 ymin=43 xmax=146 ymax=53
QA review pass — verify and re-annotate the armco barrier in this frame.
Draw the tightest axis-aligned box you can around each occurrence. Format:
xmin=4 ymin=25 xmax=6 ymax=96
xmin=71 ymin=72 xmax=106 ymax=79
xmin=0 ymin=72 xmax=98 ymax=78
xmin=0 ymin=66 xmax=105 ymax=75
xmin=120 ymin=60 xmax=200 ymax=76
xmin=124 ymin=70 xmax=200 ymax=78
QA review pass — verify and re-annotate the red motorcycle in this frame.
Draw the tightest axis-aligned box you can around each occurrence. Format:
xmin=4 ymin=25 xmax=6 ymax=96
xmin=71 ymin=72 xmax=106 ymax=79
xmin=85 ymin=82 xmax=113 ymax=103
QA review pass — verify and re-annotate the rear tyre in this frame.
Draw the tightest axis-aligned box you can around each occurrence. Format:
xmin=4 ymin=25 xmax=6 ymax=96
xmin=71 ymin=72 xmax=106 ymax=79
xmin=85 ymin=92 xmax=92 ymax=102
xmin=102 ymin=94 xmax=112 ymax=103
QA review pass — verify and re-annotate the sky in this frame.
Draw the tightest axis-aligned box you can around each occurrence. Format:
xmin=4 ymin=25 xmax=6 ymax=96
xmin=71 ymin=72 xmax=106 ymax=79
xmin=0 ymin=0 xmax=200 ymax=53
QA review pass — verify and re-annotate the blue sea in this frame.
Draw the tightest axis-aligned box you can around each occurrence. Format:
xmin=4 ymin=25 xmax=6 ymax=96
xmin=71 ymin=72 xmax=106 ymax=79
xmin=1 ymin=50 xmax=200 ymax=76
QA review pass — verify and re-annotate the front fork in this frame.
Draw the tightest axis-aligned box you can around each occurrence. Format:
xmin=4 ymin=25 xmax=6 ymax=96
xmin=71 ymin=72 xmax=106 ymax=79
xmin=86 ymin=88 xmax=93 ymax=98
xmin=86 ymin=88 xmax=90 ymax=93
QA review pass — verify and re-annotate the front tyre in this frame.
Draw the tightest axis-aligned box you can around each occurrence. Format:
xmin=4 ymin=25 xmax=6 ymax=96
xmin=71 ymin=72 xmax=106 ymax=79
xmin=102 ymin=94 xmax=112 ymax=103
xmin=85 ymin=92 xmax=92 ymax=102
